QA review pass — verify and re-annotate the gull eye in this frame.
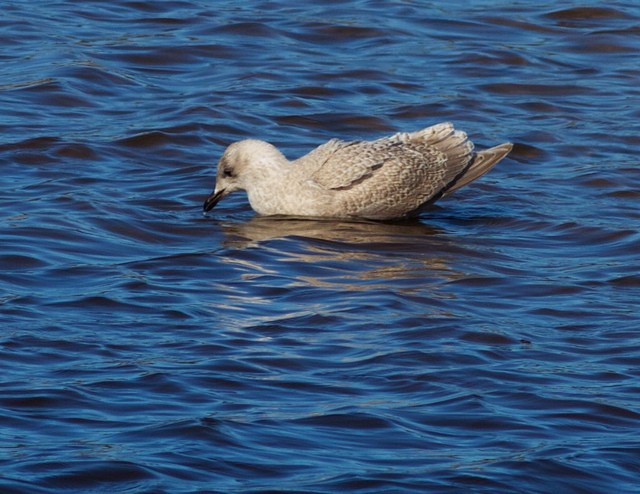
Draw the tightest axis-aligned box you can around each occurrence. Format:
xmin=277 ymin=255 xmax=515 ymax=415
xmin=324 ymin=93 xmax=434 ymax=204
xmin=221 ymin=167 xmax=235 ymax=179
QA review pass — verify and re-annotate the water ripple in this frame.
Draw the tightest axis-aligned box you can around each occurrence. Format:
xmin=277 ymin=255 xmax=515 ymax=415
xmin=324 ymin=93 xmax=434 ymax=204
xmin=2 ymin=1 xmax=640 ymax=493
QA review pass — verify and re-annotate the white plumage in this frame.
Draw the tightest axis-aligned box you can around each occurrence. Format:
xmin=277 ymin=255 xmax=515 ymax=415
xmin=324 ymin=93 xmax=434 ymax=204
xmin=203 ymin=122 xmax=512 ymax=220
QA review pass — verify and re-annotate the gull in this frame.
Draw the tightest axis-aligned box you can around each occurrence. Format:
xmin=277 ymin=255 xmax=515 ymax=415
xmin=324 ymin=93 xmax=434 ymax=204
xmin=203 ymin=122 xmax=512 ymax=220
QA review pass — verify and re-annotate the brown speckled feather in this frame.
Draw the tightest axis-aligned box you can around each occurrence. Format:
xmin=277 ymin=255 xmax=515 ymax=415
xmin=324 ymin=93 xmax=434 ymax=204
xmin=203 ymin=122 xmax=512 ymax=220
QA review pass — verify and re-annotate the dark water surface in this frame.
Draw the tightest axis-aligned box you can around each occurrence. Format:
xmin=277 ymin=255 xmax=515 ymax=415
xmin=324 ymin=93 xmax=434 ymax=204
xmin=2 ymin=1 xmax=640 ymax=492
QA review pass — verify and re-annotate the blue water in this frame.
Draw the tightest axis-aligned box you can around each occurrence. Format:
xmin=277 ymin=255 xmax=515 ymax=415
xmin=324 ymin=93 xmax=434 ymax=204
xmin=1 ymin=1 xmax=640 ymax=492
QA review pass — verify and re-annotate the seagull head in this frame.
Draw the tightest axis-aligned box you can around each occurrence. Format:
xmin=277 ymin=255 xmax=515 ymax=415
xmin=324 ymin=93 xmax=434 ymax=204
xmin=203 ymin=139 xmax=284 ymax=213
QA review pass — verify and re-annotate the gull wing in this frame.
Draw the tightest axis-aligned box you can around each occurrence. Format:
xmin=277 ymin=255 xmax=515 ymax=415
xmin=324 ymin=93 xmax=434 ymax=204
xmin=298 ymin=123 xmax=472 ymax=198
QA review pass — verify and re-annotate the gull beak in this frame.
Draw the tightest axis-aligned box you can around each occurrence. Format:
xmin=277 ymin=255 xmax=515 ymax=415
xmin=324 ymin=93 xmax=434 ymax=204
xmin=203 ymin=188 xmax=226 ymax=213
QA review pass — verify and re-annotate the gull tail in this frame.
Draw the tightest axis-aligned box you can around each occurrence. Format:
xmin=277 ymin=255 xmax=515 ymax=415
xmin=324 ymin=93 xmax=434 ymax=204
xmin=444 ymin=142 xmax=513 ymax=195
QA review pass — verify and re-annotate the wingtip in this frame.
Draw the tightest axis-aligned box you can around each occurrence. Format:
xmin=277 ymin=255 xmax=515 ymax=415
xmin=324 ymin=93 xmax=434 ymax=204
xmin=488 ymin=142 xmax=514 ymax=158
xmin=499 ymin=142 xmax=514 ymax=157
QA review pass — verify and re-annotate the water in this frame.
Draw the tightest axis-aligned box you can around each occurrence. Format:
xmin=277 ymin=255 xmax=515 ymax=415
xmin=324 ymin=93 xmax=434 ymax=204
xmin=1 ymin=1 xmax=640 ymax=492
